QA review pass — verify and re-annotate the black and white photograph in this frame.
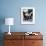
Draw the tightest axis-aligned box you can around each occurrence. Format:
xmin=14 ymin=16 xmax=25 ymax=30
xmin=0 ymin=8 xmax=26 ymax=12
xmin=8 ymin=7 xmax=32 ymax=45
xmin=21 ymin=7 xmax=35 ymax=24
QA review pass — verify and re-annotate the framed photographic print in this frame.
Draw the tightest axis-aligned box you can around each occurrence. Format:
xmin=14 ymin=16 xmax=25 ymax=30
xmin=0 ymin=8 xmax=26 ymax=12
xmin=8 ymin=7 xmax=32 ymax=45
xmin=21 ymin=7 xmax=35 ymax=24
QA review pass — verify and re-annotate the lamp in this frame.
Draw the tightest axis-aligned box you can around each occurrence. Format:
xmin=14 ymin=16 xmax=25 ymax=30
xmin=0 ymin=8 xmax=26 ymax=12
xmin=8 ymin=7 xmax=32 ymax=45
xmin=5 ymin=18 xmax=14 ymax=35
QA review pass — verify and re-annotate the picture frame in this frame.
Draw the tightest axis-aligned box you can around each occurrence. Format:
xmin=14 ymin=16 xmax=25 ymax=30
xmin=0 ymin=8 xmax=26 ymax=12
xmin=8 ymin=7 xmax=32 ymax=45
xmin=21 ymin=7 xmax=35 ymax=24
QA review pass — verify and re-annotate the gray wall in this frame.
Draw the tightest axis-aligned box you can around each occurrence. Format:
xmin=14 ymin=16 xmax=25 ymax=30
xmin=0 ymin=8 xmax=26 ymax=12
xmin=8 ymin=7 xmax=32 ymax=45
xmin=0 ymin=0 xmax=46 ymax=32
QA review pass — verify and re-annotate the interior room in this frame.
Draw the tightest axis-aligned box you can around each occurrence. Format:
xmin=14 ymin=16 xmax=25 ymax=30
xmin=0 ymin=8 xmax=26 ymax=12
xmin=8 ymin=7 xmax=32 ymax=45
xmin=0 ymin=0 xmax=46 ymax=46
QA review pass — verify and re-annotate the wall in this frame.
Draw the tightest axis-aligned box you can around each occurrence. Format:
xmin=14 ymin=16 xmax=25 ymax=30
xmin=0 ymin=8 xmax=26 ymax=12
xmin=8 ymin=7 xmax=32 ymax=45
xmin=0 ymin=0 xmax=46 ymax=32
xmin=0 ymin=0 xmax=46 ymax=46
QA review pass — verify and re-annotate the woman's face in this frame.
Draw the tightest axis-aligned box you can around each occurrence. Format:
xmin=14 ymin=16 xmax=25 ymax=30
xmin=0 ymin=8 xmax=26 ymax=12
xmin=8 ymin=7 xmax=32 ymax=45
xmin=23 ymin=9 xmax=29 ymax=16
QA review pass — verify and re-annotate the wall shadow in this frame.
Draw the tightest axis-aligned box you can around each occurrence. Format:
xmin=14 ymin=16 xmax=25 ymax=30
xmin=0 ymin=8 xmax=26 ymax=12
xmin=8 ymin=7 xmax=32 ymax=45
xmin=0 ymin=16 xmax=5 ymax=46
